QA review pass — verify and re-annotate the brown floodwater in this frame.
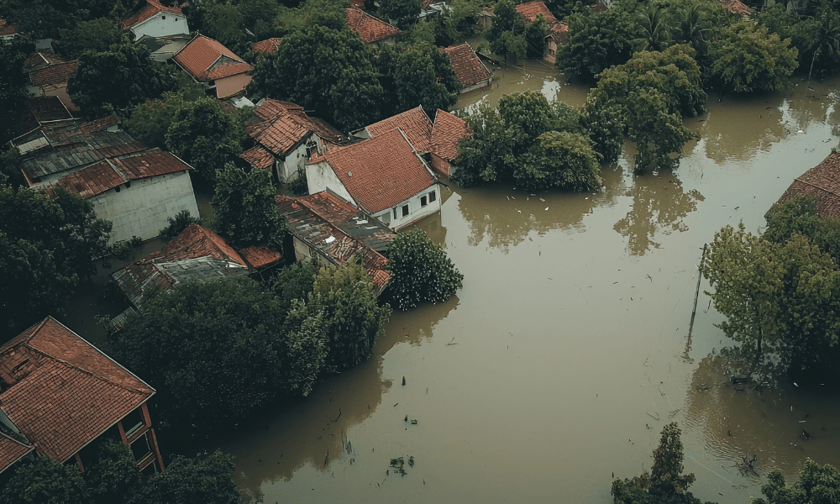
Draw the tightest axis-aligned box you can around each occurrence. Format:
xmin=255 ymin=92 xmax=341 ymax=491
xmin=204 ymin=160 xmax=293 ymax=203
xmin=59 ymin=63 xmax=840 ymax=502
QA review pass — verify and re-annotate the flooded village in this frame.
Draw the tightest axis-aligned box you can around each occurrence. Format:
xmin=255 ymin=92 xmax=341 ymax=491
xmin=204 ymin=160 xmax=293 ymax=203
xmin=1 ymin=0 xmax=840 ymax=503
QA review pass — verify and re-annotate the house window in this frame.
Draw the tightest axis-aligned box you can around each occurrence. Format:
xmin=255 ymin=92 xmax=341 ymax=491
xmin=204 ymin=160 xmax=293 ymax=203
xmin=429 ymin=190 xmax=436 ymax=203
xmin=401 ymin=204 xmax=409 ymax=217
xmin=161 ymin=15 xmax=166 ymax=19
xmin=306 ymin=139 xmax=317 ymax=158
xmin=124 ymin=407 xmax=145 ymax=438
xmin=421 ymin=195 xmax=428 ymax=207
xmin=393 ymin=207 xmax=398 ymax=220
xmin=130 ymin=432 xmax=152 ymax=461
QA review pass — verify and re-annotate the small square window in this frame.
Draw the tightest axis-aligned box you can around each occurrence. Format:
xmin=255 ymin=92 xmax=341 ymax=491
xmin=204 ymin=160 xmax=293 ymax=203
xmin=421 ymin=196 xmax=428 ymax=207
xmin=428 ymin=191 xmax=436 ymax=203
xmin=402 ymin=204 xmax=409 ymax=217
xmin=161 ymin=15 xmax=166 ymax=19
xmin=393 ymin=208 xmax=398 ymax=220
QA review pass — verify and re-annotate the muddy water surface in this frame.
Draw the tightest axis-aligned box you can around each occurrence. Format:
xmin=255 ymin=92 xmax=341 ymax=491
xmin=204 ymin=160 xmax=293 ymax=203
xmin=195 ymin=75 xmax=840 ymax=503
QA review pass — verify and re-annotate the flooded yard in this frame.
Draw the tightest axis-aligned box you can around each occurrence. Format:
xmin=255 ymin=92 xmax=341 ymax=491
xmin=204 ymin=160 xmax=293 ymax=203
xmin=62 ymin=60 xmax=840 ymax=502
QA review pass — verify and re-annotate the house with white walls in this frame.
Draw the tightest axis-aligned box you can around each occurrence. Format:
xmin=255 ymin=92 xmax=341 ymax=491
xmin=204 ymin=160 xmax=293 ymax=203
xmin=122 ymin=0 xmax=189 ymax=41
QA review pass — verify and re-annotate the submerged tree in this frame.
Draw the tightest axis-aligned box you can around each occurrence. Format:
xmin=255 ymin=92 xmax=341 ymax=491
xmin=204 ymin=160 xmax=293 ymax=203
xmin=710 ymin=20 xmax=798 ymax=93
xmin=211 ymin=163 xmax=285 ymax=249
xmin=387 ymin=229 xmax=463 ymax=310
xmin=753 ymin=459 xmax=840 ymax=504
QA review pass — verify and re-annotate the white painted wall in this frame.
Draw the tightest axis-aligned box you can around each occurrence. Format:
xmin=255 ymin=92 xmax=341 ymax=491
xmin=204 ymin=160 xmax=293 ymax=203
xmin=130 ymin=12 xmax=189 ymax=41
xmin=304 ymin=160 xmax=356 ymax=206
xmin=373 ymin=184 xmax=442 ymax=230
xmin=91 ymin=171 xmax=199 ymax=244
xmin=277 ymin=139 xmax=311 ymax=182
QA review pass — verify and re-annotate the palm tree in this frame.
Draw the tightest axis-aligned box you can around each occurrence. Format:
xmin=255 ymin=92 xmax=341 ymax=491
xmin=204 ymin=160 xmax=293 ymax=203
xmin=631 ymin=3 xmax=674 ymax=52
xmin=674 ymin=1 xmax=712 ymax=54
xmin=806 ymin=7 xmax=840 ymax=88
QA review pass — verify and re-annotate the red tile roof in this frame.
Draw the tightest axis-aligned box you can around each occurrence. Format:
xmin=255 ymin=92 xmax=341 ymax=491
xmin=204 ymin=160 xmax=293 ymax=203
xmin=721 ymin=0 xmax=750 ymax=14
xmin=214 ymin=73 xmax=252 ymax=99
xmin=442 ymin=43 xmax=492 ymax=89
xmin=515 ymin=1 xmax=558 ymax=23
xmin=29 ymin=60 xmax=78 ymax=87
xmin=251 ymin=37 xmax=283 ymax=54
xmin=37 ymin=149 xmax=193 ymax=199
xmin=172 ymin=35 xmax=251 ymax=82
xmin=277 ymin=194 xmax=391 ymax=294
xmin=0 ymin=18 xmax=17 ymax=36
xmin=776 ymin=151 xmax=840 ymax=219
xmin=549 ymin=21 xmax=569 ymax=44
xmin=27 ymin=96 xmax=73 ymax=123
xmin=122 ymin=0 xmax=184 ymax=29
xmin=431 ymin=109 xmax=470 ymax=163
xmin=80 ymin=115 xmax=120 ymax=135
xmin=0 ymin=434 xmax=33 ymax=474
xmin=320 ymin=128 xmax=436 ymax=213
xmin=241 ymin=145 xmax=274 ymax=170
xmin=247 ymin=99 xmax=345 ymax=156
xmin=0 ymin=317 xmax=153 ymax=467
xmin=365 ymin=106 xmax=433 ymax=154
xmin=345 ymin=7 xmax=402 ymax=43
xmin=111 ymin=224 xmax=253 ymax=308
xmin=24 ymin=51 xmax=65 ymax=74
xmin=237 ymin=246 xmax=283 ymax=269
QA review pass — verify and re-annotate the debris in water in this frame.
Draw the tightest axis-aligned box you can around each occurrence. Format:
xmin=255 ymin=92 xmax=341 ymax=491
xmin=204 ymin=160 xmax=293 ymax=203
xmin=394 ymin=403 xmax=398 ymax=407
xmin=539 ymin=198 xmax=545 ymax=202
xmin=402 ymin=376 xmax=406 ymax=386
xmin=405 ymin=415 xmax=408 ymax=422
xmin=411 ymin=419 xmax=418 ymax=425
xmin=545 ymin=207 xmax=549 ymax=211
xmin=446 ymin=337 xmax=457 ymax=346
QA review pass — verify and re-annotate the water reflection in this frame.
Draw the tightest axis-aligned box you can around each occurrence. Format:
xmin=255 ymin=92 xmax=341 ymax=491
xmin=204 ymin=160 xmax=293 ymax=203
xmin=684 ymin=350 xmax=840 ymax=479
xmin=456 ymin=165 xmax=623 ymax=251
xmin=613 ymin=173 xmax=704 ymax=256
xmin=198 ymin=297 xmax=457 ymax=494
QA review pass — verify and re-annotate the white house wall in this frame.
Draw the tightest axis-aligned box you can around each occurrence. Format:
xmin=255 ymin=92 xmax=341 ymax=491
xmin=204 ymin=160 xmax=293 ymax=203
xmin=373 ymin=184 xmax=442 ymax=230
xmin=90 ymin=171 xmax=199 ymax=244
xmin=130 ymin=12 xmax=189 ymax=40
xmin=304 ymin=161 xmax=357 ymax=205
xmin=277 ymin=140 xmax=310 ymax=182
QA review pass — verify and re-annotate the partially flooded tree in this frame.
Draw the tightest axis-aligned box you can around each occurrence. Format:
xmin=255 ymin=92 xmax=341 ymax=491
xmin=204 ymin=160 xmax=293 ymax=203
xmin=611 ymin=423 xmax=708 ymax=504
xmin=753 ymin=459 xmax=840 ymax=504
xmin=211 ymin=163 xmax=285 ymax=249
xmin=710 ymin=20 xmax=798 ymax=93
xmin=387 ymin=229 xmax=463 ymax=310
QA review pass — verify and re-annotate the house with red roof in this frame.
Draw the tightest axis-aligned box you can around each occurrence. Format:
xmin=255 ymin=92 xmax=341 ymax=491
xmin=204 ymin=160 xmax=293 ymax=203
xmin=440 ymin=43 xmax=493 ymax=93
xmin=346 ymin=7 xmax=402 ymax=44
xmin=430 ymin=109 xmax=470 ymax=178
xmin=0 ymin=18 xmax=19 ymax=41
xmin=111 ymin=223 xmax=281 ymax=313
xmin=775 ymin=151 xmax=840 ymax=219
xmin=241 ymin=99 xmax=351 ymax=184
xmin=353 ymin=106 xmax=434 ymax=155
xmin=276 ymin=192 xmax=393 ymax=296
xmin=26 ymin=57 xmax=80 ymax=113
xmin=31 ymin=148 xmax=201 ymax=244
xmin=172 ymin=34 xmax=252 ymax=99
xmin=122 ymin=0 xmax=189 ymax=41
xmin=251 ymin=37 xmax=283 ymax=55
xmin=305 ymin=128 xmax=442 ymax=230
xmin=0 ymin=317 xmax=164 ymax=476
xmin=514 ymin=1 xmax=569 ymax=64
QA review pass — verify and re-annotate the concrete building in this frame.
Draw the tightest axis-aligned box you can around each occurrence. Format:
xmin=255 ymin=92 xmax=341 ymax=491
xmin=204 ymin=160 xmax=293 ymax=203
xmin=122 ymin=0 xmax=189 ymax=41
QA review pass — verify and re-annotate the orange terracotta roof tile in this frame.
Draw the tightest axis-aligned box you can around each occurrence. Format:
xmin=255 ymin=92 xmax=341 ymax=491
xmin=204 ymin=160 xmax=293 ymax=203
xmin=776 ymin=151 xmax=840 ymax=219
xmin=320 ymin=128 xmax=436 ymax=213
xmin=431 ymin=109 xmax=470 ymax=163
xmin=345 ymin=7 xmax=401 ymax=43
xmin=80 ymin=115 xmax=120 ymax=135
xmin=721 ymin=0 xmax=750 ymax=15
xmin=123 ymin=0 xmax=184 ymax=29
xmin=251 ymin=37 xmax=283 ymax=54
xmin=365 ymin=106 xmax=433 ymax=154
xmin=549 ymin=21 xmax=569 ymax=44
xmin=277 ymin=194 xmax=390 ymax=294
xmin=172 ymin=35 xmax=251 ymax=82
xmin=214 ymin=73 xmax=252 ymax=99
xmin=442 ymin=43 xmax=492 ymax=89
xmin=0 ymin=18 xmax=17 ymax=36
xmin=30 ymin=61 xmax=78 ymax=87
xmin=24 ymin=51 xmax=65 ymax=74
xmin=238 ymin=246 xmax=283 ymax=269
xmin=241 ymin=145 xmax=274 ymax=170
xmin=111 ymin=224 xmax=253 ymax=308
xmin=515 ymin=1 xmax=558 ymax=23
xmin=0 ymin=317 xmax=154 ymax=468
xmin=247 ymin=99 xmax=346 ymax=156
xmin=0 ymin=434 xmax=33 ymax=474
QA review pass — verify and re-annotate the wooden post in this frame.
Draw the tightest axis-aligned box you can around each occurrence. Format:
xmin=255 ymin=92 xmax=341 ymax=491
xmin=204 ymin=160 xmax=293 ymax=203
xmin=687 ymin=244 xmax=707 ymax=340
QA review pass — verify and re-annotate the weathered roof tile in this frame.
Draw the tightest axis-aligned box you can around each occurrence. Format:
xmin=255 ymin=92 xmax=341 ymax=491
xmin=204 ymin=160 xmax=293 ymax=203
xmin=441 ymin=43 xmax=492 ymax=89
xmin=345 ymin=7 xmax=401 ymax=43
xmin=431 ymin=109 xmax=470 ymax=163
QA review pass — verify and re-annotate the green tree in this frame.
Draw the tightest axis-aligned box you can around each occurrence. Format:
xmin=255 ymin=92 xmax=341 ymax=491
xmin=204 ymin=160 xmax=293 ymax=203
xmin=249 ymin=23 xmax=384 ymax=131
xmin=165 ymin=97 xmax=243 ymax=183
xmin=611 ymin=423 xmax=707 ymax=504
xmin=557 ymin=7 xmax=635 ymax=80
xmin=710 ymin=20 xmax=798 ymax=93
xmin=0 ymin=456 xmax=88 ymax=504
xmin=381 ymin=0 xmax=421 ymax=30
xmin=68 ymin=42 xmax=177 ymax=119
xmin=624 ymin=87 xmax=697 ymax=172
xmin=109 ymin=277 xmax=326 ymax=435
xmin=488 ymin=0 xmax=527 ymax=60
xmin=83 ymin=440 xmax=141 ymax=504
xmin=269 ymin=260 xmax=318 ymax=315
xmin=803 ymin=7 xmax=840 ymax=81
xmin=753 ymin=459 xmax=840 ymax=504
xmin=308 ymin=259 xmax=391 ymax=371
xmin=631 ymin=3 xmax=674 ymax=52
xmin=0 ymin=38 xmax=29 ymax=115
xmin=387 ymin=228 xmax=463 ymax=310
xmin=57 ymin=18 xmax=128 ymax=59
xmin=377 ymin=42 xmax=460 ymax=117
xmin=518 ymin=130 xmax=602 ymax=191
xmin=159 ymin=209 xmax=200 ymax=241
xmin=202 ymin=2 xmax=246 ymax=49
xmin=131 ymin=451 xmax=241 ymax=504
xmin=0 ymin=187 xmax=111 ymax=340
xmin=211 ymin=163 xmax=285 ymax=249
xmin=123 ymin=74 xmax=206 ymax=149
xmin=524 ymin=14 xmax=550 ymax=59
xmin=0 ymin=146 xmax=24 ymax=188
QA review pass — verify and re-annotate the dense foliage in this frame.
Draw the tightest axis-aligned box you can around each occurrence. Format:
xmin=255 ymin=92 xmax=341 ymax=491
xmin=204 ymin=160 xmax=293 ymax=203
xmin=0 ymin=456 xmax=88 ymax=504
xmin=0 ymin=187 xmax=111 ymax=341
xmin=57 ymin=18 xmax=128 ymax=59
xmin=159 ymin=209 xmax=200 ymax=242
xmin=753 ymin=459 xmax=840 ymax=504
xmin=387 ymin=229 xmax=463 ymax=310
xmin=701 ymin=197 xmax=840 ymax=383
xmin=132 ymin=451 xmax=241 ymax=504
xmin=377 ymin=42 xmax=460 ymax=116
xmin=381 ymin=0 xmax=421 ymax=30
xmin=557 ymin=6 xmax=635 ymax=80
xmin=67 ymin=42 xmax=177 ymax=119
xmin=454 ymin=91 xmax=605 ymax=190
xmin=0 ymin=39 xmax=29 ymax=115
xmin=710 ymin=20 xmax=799 ymax=93
xmin=164 ymin=98 xmax=244 ymax=183
xmin=487 ymin=0 xmax=527 ymax=59
xmin=123 ymin=75 xmax=207 ymax=150
xmin=211 ymin=164 xmax=285 ymax=249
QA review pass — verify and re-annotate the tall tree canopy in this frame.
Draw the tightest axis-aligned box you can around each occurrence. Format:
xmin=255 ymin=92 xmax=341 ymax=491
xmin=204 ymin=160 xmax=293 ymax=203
xmin=211 ymin=163 xmax=286 ymax=249
xmin=710 ymin=20 xmax=799 ymax=93
xmin=753 ymin=459 xmax=840 ymax=504
xmin=131 ymin=451 xmax=241 ymax=504
xmin=249 ymin=24 xmax=384 ymax=131
xmin=0 ymin=456 xmax=88 ymax=504
xmin=68 ymin=42 xmax=177 ymax=119
xmin=376 ymin=42 xmax=460 ymax=117
xmin=0 ymin=187 xmax=111 ymax=341
xmin=0 ymin=39 xmax=29 ymax=115
xmin=57 ymin=18 xmax=128 ymax=59
xmin=381 ymin=0 xmax=421 ymax=30
xmin=387 ymin=229 xmax=463 ymax=310
xmin=557 ymin=6 xmax=634 ymax=80
xmin=487 ymin=0 xmax=527 ymax=59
